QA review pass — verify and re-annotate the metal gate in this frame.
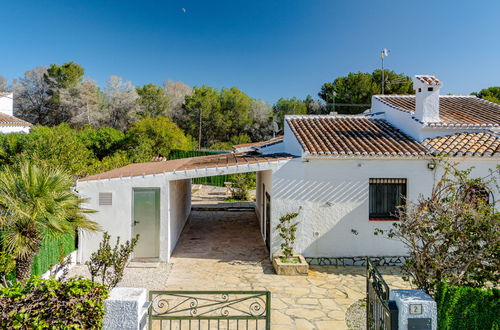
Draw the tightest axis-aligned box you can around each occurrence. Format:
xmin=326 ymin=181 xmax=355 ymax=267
xmin=366 ymin=258 xmax=398 ymax=329
xmin=149 ymin=291 xmax=271 ymax=329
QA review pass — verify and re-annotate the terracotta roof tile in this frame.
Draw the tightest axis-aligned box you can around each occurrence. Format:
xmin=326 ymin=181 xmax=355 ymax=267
xmin=423 ymin=132 xmax=500 ymax=157
xmin=79 ymin=152 xmax=293 ymax=182
xmin=0 ymin=113 xmax=32 ymax=127
xmin=414 ymin=75 xmax=441 ymax=86
xmin=232 ymin=136 xmax=283 ymax=149
xmin=287 ymin=116 xmax=427 ymax=157
xmin=375 ymin=95 xmax=500 ymax=127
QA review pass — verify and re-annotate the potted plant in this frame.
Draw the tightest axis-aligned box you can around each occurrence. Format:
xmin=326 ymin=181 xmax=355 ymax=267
xmin=272 ymin=211 xmax=309 ymax=276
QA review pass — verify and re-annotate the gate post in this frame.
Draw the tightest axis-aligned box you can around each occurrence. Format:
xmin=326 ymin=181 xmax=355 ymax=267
xmin=103 ymin=287 xmax=150 ymax=330
xmin=389 ymin=290 xmax=437 ymax=330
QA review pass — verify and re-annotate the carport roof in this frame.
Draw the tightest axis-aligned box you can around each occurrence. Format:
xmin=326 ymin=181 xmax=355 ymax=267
xmin=79 ymin=152 xmax=293 ymax=182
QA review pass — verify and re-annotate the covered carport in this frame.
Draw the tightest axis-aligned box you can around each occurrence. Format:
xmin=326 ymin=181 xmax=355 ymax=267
xmin=75 ymin=152 xmax=292 ymax=264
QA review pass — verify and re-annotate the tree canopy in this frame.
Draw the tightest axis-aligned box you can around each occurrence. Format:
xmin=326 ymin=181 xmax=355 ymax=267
xmin=136 ymin=83 xmax=170 ymax=118
xmin=473 ymin=86 xmax=500 ymax=104
xmin=127 ymin=116 xmax=195 ymax=161
xmin=272 ymin=97 xmax=307 ymax=131
xmin=318 ymin=70 xmax=413 ymax=114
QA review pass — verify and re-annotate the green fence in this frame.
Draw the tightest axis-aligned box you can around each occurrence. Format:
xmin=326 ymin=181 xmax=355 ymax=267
xmin=168 ymin=149 xmax=238 ymax=187
xmin=2 ymin=233 xmax=76 ymax=280
xmin=31 ymin=234 xmax=76 ymax=276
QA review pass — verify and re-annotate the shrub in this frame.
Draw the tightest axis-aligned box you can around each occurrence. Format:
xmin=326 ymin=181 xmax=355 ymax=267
xmin=86 ymin=232 xmax=139 ymax=289
xmin=0 ymin=276 xmax=108 ymax=329
xmin=230 ymin=173 xmax=256 ymax=200
xmin=375 ymin=160 xmax=499 ymax=294
xmin=0 ymin=251 xmax=15 ymax=287
xmin=435 ymin=282 xmax=500 ymax=330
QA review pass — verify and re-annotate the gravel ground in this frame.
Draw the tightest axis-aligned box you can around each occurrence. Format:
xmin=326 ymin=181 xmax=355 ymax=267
xmin=66 ymin=262 xmax=172 ymax=292
xmin=346 ymin=298 xmax=367 ymax=330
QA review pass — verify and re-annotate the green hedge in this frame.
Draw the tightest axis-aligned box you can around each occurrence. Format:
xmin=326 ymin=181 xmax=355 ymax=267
xmin=31 ymin=234 xmax=76 ymax=276
xmin=0 ymin=277 xmax=108 ymax=328
xmin=168 ymin=149 xmax=239 ymax=187
xmin=435 ymin=282 xmax=500 ymax=330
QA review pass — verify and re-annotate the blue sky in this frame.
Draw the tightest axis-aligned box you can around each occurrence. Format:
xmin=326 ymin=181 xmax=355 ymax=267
xmin=1 ymin=0 xmax=499 ymax=103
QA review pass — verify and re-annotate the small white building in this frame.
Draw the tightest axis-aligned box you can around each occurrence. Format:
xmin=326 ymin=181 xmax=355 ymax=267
xmin=0 ymin=92 xmax=31 ymax=133
xmin=76 ymin=75 xmax=499 ymax=265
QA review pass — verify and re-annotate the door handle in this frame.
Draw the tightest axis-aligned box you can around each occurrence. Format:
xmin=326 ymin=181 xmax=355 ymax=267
xmin=134 ymin=220 xmax=140 ymax=226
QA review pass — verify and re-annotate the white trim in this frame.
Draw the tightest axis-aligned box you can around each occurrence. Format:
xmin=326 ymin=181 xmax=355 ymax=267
xmin=78 ymin=159 xmax=290 ymax=184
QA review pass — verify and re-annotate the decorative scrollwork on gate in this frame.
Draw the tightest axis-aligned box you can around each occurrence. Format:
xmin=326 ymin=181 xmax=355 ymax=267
xmin=150 ymin=291 xmax=270 ymax=319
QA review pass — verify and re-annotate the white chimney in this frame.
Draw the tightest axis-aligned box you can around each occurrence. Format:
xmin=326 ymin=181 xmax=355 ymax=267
xmin=412 ymin=75 xmax=442 ymax=123
xmin=0 ymin=93 xmax=14 ymax=117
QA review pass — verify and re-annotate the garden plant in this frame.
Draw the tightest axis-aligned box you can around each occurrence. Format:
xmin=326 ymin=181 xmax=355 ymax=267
xmin=0 ymin=161 xmax=99 ymax=281
xmin=376 ymin=160 xmax=500 ymax=294
xmin=276 ymin=210 xmax=300 ymax=262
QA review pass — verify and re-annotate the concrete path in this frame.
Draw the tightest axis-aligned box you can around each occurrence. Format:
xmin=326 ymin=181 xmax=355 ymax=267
xmin=165 ymin=210 xmax=410 ymax=329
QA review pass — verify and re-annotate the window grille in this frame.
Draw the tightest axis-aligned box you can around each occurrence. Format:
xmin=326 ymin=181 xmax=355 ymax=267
xmin=99 ymin=192 xmax=113 ymax=206
xmin=369 ymin=178 xmax=407 ymax=219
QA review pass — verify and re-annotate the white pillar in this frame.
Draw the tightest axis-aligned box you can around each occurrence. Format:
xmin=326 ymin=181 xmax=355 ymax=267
xmin=103 ymin=287 xmax=149 ymax=330
xmin=390 ymin=289 xmax=437 ymax=330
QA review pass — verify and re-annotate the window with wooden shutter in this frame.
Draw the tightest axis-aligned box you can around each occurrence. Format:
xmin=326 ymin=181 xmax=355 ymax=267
xmin=369 ymin=178 xmax=407 ymax=220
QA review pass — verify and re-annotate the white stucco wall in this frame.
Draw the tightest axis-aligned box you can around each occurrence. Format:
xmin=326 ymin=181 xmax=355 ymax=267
xmin=371 ymin=97 xmax=423 ymax=140
xmin=255 ymin=170 xmax=273 ymax=239
xmin=75 ymin=159 xmax=289 ymax=263
xmin=0 ymin=94 xmax=13 ymax=116
xmin=168 ymin=179 xmax=191 ymax=255
xmin=76 ymin=176 xmax=170 ymax=262
xmin=0 ymin=125 xmax=31 ymax=134
xmin=283 ymin=119 xmax=303 ymax=156
xmin=270 ymin=157 xmax=498 ymax=258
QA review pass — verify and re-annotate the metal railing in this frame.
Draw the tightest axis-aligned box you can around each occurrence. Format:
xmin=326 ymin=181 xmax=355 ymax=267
xmin=149 ymin=291 xmax=271 ymax=330
xmin=366 ymin=258 xmax=398 ymax=329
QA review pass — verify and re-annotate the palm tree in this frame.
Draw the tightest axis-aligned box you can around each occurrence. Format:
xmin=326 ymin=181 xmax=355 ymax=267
xmin=0 ymin=161 xmax=99 ymax=281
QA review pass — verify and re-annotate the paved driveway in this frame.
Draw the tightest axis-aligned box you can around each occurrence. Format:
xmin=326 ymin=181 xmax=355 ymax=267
xmin=165 ymin=210 xmax=409 ymax=329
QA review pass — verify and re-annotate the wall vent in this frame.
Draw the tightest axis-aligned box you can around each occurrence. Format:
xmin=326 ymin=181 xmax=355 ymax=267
xmin=99 ymin=192 xmax=113 ymax=206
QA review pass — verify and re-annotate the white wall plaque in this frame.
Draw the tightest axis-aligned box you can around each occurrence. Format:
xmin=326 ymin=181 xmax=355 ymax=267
xmin=409 ymin=303 xmax=423 ymax=315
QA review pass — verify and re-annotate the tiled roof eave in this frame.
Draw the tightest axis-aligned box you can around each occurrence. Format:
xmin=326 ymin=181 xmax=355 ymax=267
xmin=0 ymin=122 xmax=32 ymax=127
xmin=78 ymin=152 xmax=294 ymax=183
xmin=303 ymin=153 xmax=430 ymax=160
xmin=422 ymin=122 xmax=500 ymax=128
xmin=303 ymin=152 xmax=499 ymax=159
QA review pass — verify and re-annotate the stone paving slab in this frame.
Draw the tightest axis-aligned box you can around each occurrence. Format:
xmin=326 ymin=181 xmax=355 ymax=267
xmin=69 ymin=209 xmax=410 ymax=329
xmin=164 ymin=210 xmax=411 ymax=329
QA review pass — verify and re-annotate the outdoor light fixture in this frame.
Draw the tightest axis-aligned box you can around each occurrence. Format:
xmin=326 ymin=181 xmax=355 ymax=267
xmin=427 ymin=160 xmax=437 ymax=170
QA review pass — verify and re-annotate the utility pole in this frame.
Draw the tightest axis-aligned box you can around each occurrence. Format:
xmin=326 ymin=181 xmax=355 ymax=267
xmin=198 ymin=108 xmax=202 ymax=150
xmin=380 ymin=48 xmax=389 ymax=95
xmin=332 ymin=91 xmax=336 ymax=113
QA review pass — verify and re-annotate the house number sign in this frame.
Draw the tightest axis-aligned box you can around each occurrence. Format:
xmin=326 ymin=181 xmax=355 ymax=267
xmin=409 ymin=304 xmax=423 ymax=315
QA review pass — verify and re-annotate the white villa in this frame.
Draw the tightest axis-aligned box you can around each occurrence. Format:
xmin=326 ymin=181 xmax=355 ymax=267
xmin=76 ymin=75 xmax=499 ymax=265
xmin=0 ymin=92 xmax=31 ymax=133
